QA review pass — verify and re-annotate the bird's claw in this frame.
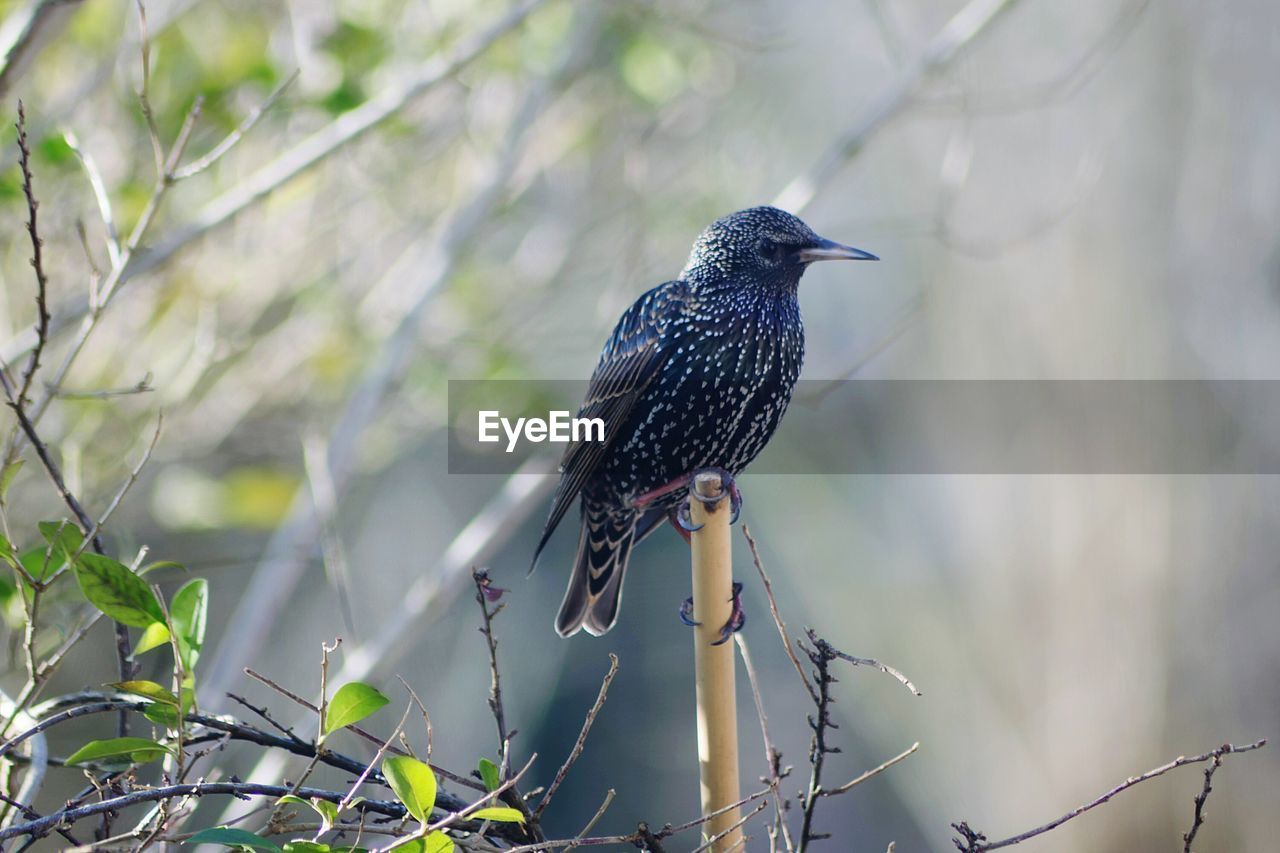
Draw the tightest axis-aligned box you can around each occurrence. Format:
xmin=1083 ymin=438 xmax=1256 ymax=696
xmin=711 ymin=581 xmax=747 ymax=645
xmin=681 ymin=581 xmax=746 ymax=644
xmin=679 ymin=596 xmax=699 ymax=627
xmin=688 ymin=467 xmax=742 ymax=524
xmin=676 ymin=502 xmax=703 ymax=533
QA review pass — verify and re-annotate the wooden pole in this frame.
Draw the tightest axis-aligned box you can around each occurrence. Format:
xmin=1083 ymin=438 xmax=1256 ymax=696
xmin=689 ymin=470 xmax=742 ymax=851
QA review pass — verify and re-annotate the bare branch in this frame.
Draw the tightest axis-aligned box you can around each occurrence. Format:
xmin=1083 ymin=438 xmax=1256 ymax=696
xmin=742 ymin=524 xmax=816 ymax=704
xmin=567 ymin=789 xmax=615 ymax=852
xmin=821 ymin=742 xmax=919 ymax=798
xmin=689 ymin=801 xmax=769 ymax=853
xmin=952 ymin=739 xmax=1268 ymax=852
xmin=64 ymin=129 xmax=121 ymax=268
xmin=171 ymin=69 xmax=299 ymax=180
xmin=0 ymin=0 xmax=85 ymax=99
xmin=472 ymin=568 xmax=512 ymax=778
xmin=0 ymin=781 xmax=410 ymax=843
xmin=13 ymin=101 xmax=50 ymax=412
xmin=734 ymin=634 xmax=794 ymax=852
xmin=822 ymin=634 xmax=920 ymax=697
xmin=536 ymin=653 xmax=619 ymax=817
xmin=774 ymin=0 xmax=1023 ymax=214
xmin=1183 ymin=750 xmax=1223 ymax=852
xmin=243 ymin=667 xmax=483 ymax=793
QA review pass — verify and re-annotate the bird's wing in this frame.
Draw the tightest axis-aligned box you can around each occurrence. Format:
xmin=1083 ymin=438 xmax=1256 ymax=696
xmin=531 ymin=280 xmax=688 ymax=569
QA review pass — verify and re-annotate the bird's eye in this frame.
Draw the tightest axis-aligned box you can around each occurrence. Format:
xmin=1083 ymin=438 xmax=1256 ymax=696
xmin=756 ymin=238 xmax=784 ymax=263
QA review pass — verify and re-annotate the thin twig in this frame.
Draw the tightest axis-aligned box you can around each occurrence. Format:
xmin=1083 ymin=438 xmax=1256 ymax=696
xmin=0 ymin=791 xmax=80 ymax=847
xmin=826 ymin=639 xmax=921 ymax=697
xmin=821 ymin=742 xmax=919 ymax=797
xmin=4 ymin=694 xmax=486 ymax=817
xmin=566 ymin=789 xmax=615 ymax=852
xmin=395 ymin=676 xmax=433 ymax=761
xmin=473 ymin=569 xmax=512 ymax=777
xmin=225 ymin=693 xmax=305 ymax=742
xmin=13 ymin=101 xmax=50 ymax=412
xmin=952 ymin=739 xmax=1268 ymax=852
xmin=689 ymin=801 xmax=769 ymax=853
xmin=379 ymin=752 xmax=539 ymax=851
xmin=774 ymin=0 xmax=1022 ymax=214
xmin=244 ymin=668 xmax=482 ymax=792
xmin=796 ymin=636 xmax=838 ymax=850
xmin=536 ymin=653 xmax=618 ymax=817
xmin=340 ymin=703 xmax=412 ymax=812
xmin=53 ymin=376 xmax=154 ymax=400
xmin=134 ymin=0 xmax=165 ymax=177
xmin=500 ymin=788 xmax=773 ymax=853
xmin=64 ymin=130 xmax=121 ymax=268
xmin=172 ymin=69 xmax=299 ymax=180
xmin=45 ymin=414 xmax=164 ymax=586
xmin=734 ymin=634 xmax=794 ymax=852
xmin=742 ymin=525 xmax=817 ymax=705
xmin=0 ymin=781 xmax=410 ymax=843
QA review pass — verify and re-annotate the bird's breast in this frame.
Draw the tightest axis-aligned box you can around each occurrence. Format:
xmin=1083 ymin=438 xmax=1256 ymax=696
xmin=591 ymin=298 xmax=804 ymax=506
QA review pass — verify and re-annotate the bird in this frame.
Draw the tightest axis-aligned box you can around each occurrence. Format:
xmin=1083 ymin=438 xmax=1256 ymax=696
xmin=531 ymin=206 xmax=877 ymax=638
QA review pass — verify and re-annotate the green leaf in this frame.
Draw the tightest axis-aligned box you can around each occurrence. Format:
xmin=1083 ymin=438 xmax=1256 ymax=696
xmin=134 ymin=621 xmax=172 ymax=656
xmin=110 ymin=680 xmax=179 ymax=705
xmin=185 ymin=826 xmax=283 ymax=851
xmin=424 ymin=832 xmax=455 ymax=853
xmin=139 ymin=560 xmax=186 ymax=576
xmin=73 ymin=552 xmax=165 ymax=627
xmin=38 ymin=520 xmax=85 ymax=564
xmin=282 ymin=843 xmax=331 ymax=852
xmin=0 ymin=457 xmax=23 ymax=498
xmin=276 ymin=796 xmax=337 ymax=832
xmin=323 ymin=682 xmax=389 ymax=737
xmin=144 ymin=703 xmax=179 ymax=726
xmin=313 ymin=798 xmax=338 ymax=831
xmin=477 ymin=757 xmax=500 ymax=792
xmin=469 ymin=807 xmax=525 ymax=824
xmin=19 ymin=547 xmax=60 ymax=584
xmin=382 ymin=755 xmax=437 ymax=823
xmin=171 ymin=578 xmax=208 ymax=669
xmin=0 ymin=533 xmax=16 ymax=569
xmin=65 ymin=737 xmax=172 ymax=766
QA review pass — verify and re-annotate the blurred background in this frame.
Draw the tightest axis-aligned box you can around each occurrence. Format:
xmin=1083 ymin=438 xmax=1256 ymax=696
xmin=1 ymin=0 xmax=1278 ymax=849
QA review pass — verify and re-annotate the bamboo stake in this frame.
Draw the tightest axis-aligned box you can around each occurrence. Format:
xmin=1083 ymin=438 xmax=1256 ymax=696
xmin=689 ymin=470 xmax=743 ymax=851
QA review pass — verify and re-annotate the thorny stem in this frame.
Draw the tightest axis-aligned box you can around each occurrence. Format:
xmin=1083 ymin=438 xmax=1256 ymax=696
xmin=472 ymin=568 xmax=511 ymax=777
xmin=470 ymin=569 xmax=544 ymax=842
xmin=797 ymin=635 xmax=839 ymax=850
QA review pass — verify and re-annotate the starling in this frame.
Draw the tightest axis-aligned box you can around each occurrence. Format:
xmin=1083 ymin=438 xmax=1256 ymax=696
xmin=532 ymin=206 xmax=877 ymax=637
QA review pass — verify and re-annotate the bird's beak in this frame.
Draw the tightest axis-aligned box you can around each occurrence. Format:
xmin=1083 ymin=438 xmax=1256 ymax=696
xmin=796 ymin=237 xmax=879 ymax=264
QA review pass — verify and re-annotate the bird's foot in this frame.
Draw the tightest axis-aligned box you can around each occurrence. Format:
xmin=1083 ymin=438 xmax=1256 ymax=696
xmin=680 ymin=581 xmax=746 ymax=645
xmin=672 ymin=503 xmax=702 ymax=540
xmin=688 ymin=467 xmax=742 ymax=524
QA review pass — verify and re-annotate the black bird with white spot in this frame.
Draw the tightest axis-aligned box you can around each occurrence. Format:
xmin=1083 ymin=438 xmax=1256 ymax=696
xmin=532 ymin=206 xmax=877 ymax=638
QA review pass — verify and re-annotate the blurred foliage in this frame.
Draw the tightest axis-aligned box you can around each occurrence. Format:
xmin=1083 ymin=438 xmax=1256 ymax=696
xmin=0 ymin=0 xmax=1277 ymax=849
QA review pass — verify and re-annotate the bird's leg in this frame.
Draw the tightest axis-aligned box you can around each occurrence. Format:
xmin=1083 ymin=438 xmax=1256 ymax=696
xmin=679 ymin=581 xmax=746 ymax=644
xmin=667 ymin=506 xmax=696 ymax=544
xmin=630 ymin=474 xmax=693 ymax=510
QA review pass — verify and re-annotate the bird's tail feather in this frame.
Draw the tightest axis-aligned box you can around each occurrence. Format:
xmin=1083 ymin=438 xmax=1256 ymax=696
xmin=555 ymin=504 xmax=639 ymax=637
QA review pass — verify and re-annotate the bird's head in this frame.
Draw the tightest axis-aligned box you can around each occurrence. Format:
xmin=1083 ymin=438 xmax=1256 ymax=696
xmin=680 ymin=206 xmax=877 ymax=291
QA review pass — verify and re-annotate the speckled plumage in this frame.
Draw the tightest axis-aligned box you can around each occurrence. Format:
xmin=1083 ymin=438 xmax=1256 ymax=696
xmin=533 ymin=206 xmax=876 ymax=637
